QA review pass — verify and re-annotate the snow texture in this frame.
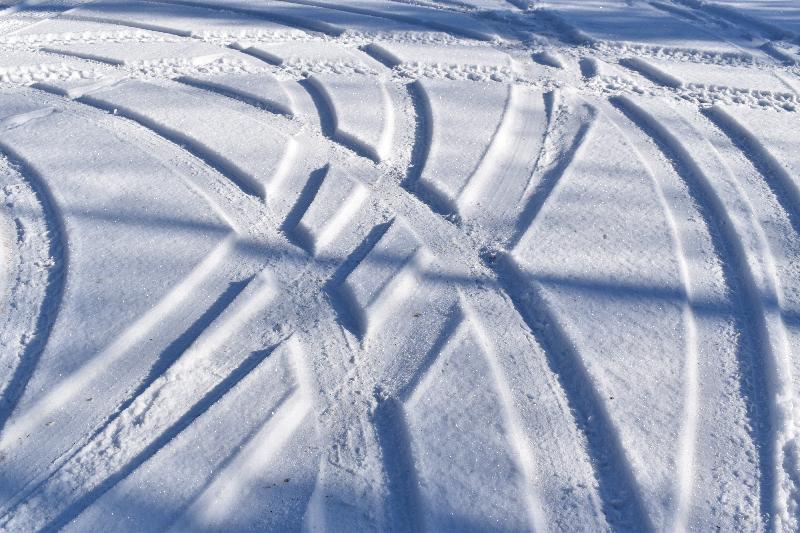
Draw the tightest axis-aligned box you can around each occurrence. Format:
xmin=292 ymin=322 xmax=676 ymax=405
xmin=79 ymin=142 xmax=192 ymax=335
xmin=0 ymin=0 xmax=799 ymax=531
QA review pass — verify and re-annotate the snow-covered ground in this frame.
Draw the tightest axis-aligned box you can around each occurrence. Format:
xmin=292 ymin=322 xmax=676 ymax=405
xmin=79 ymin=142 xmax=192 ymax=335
xmin=0 ymin=0 xmax=799 ymax=530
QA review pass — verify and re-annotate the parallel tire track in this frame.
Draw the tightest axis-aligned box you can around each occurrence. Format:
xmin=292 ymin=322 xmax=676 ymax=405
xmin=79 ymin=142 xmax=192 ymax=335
xmin=611 ymin=95 xmax=796 ymax=530
xmin=0 ymin=147 xmax=66 ymax=436
xmin=2 ymin=2 xmax=799 ymax=531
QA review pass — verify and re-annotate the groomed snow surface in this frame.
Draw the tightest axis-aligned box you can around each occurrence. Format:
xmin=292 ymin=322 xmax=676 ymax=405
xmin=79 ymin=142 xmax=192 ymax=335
xmin=0 ymin=0 xmax=799 ymax=531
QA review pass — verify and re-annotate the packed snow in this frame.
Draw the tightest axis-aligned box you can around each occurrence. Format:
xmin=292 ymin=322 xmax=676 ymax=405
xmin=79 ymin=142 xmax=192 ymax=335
xmin=0 ymin=0 xmax=799 ymax=531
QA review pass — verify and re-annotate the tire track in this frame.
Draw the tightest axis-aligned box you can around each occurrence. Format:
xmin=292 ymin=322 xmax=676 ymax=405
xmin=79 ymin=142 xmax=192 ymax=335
xmin=173 ymin=388 xmax=311 ymax=530
xmin=12 ymin=50 xmax=596 ymax=533
xmin=281 ymin=164 xmax=329 ymax=249
xmin=0 ymin=89 xmax=277 ymax=522
xmin=0 ymin=270 xmax=281 ymax=532
xmin=0 ymin=143 xmax=66 ymax=437
xmin=67 ymin=95 xmax=255 ymax=199
xmin=288 ymin=53 xmax=625 ymax=527
xmin=177 ymin=74 xmax=295 ymax=118
xmin=704 ymin=105 xmax=800 ymax=237
xmin=2 ymin=2 xmax=799 ymax=530
xmin=459 ymin=296 xmax=547 ymax=532
xmin=456 ymin=84 xmax=548 ymax=225
xmin=170 ymin=338 xmax=314 ymax=531
xmin=304 ymin=75 xmax=394 ymax=164
xmin=43 ymin=341 xmax=286 ymax=532
xmin=142 ymin=37 xmax=612 ymax=528
xmin=15 ymin=13 xmax=780 ymax=532
xmin=23 ymin=275 xmax=256 ymax=510
xmin=332 ymin=72 xmax=647 ymax=525
xmin=491 ymin=252 xmax=653 ymax=531
xmin=600 ymin=100 xmax=703 ymax=530
xmin=611 ymin=95 xmax=797 ymax=530
xmin=479 ymin=94 xmax=659 ymax=529
xmin=336 ymin=218 xmax=435 ymax=340
xmin=325 ymin=221 xmax=393 ymax=336
xmin=289 ymin=165 xmax=370 ymax=256
xmin=402 ymin=79 xmax=443 ymax=216
xmin=0 ymin=234 xmax=237 ymax=462
xmin=509 ymin=92 xmax=596 ymax=247
xmin=371 ymin=306 xmax=460 ymax=533
xmin=25 ymin=83 xmax=282 ymax=235
xmin=59 ymin=338 xmax=310 ymax=532
xmin=0 ymin=82 xmax=390 ymax=528
xmin=0 ymin=199 xmax=10 ymax=307
xmin=298 ymin=77 xmax=382 ymax=165
xmin=374 ymin=296 xmax=550 ymax=531
xmin=75 ymin=81 xmax=297 ymax=200
xmin=282 ymin=66 xmax=612 ymax=528
xmin=401 ymin=79 xmax=516 ymax=221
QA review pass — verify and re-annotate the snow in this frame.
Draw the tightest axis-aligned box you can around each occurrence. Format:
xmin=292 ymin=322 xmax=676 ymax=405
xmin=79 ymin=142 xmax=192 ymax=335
xmin=64 ymin=0 xmax=305 ymax=40
xmin=80 ymin=79 xmax=298 ymax=198
xmin=43 ymin=39 xmax=231 ymax=65
xmin=0 ymin=0 xmax=799 ymax=531
xmin=292 ymin=164 xmax=369 ymax=255
xmin=178 ymin=70 xmax=295 ymax=116
xmin=413 ymin=79 xmax=512 ymax=217
xmin=702 ymin=0 xmax=800 ymax=39
xmin=306 ymin=73 xmax=395 ymax=162
xmin=540 ymin=0 xmax=752 ymax=54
